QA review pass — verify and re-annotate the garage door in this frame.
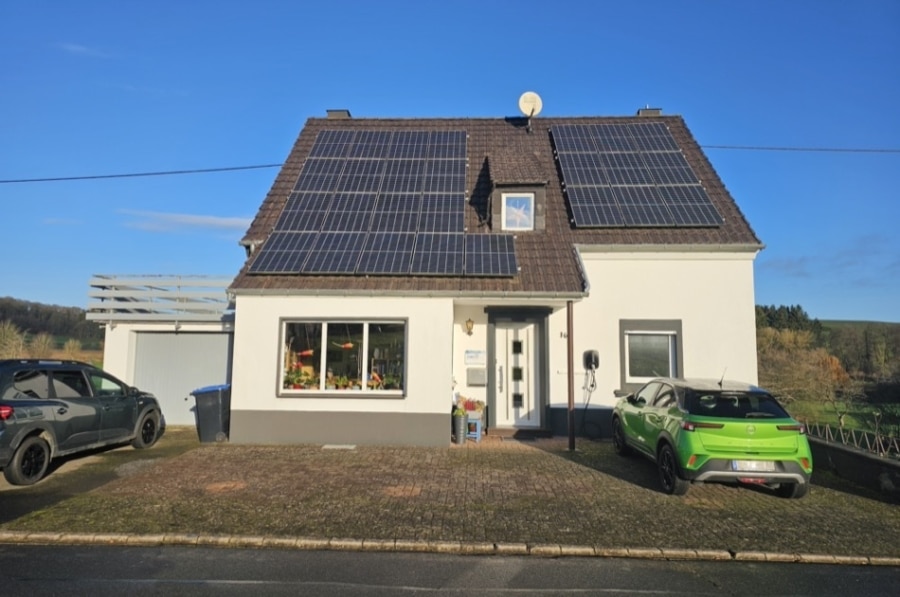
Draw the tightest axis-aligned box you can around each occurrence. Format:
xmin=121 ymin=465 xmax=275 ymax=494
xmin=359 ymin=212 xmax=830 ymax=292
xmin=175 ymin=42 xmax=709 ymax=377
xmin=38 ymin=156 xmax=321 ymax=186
xmin=133 ymin=332 xmax=232 ymax=426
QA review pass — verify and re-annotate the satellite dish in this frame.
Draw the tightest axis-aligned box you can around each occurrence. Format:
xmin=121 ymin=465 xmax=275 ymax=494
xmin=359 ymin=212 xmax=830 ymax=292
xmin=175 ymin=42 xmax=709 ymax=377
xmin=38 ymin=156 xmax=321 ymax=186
xmin=518 ymin=91 xmax=543 ymax=118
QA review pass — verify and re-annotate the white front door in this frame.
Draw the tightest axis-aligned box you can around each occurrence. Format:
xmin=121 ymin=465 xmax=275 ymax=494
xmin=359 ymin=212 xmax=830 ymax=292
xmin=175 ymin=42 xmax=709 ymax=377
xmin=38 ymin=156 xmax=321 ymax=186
xmin=494 ymin=322 xmax=539 ymax=428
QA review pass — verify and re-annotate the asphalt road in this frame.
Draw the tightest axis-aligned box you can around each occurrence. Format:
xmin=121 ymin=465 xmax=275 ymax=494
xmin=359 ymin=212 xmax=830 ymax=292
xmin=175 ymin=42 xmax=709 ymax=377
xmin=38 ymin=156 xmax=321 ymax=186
xmin=0 ymin=544 xmax=898 ymax=596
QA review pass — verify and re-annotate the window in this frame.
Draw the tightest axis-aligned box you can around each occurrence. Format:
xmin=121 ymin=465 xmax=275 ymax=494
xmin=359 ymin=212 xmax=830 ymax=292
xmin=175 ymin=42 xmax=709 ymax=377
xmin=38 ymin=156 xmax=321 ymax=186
xmin=619 ymin=319 xmax=683 ymax=388
xmin=88 ymin=372 xmax=127 ymax=398
xmin=52 ymin=370 xmax=90 ymax=398
xmin=10 ymin=369 xmax=51 ymax=399
xmin=501 ymin=193 xmax=534 ymax=231
xmin=281 ymin=320 xmax=406 ymax=395
xmin=634 ymin=381 xmax=661 ymax=406
xmin=652 ymin=386 xmax=676 ymax=408
xmin=626 ymin=332 xmax=677 ymax=381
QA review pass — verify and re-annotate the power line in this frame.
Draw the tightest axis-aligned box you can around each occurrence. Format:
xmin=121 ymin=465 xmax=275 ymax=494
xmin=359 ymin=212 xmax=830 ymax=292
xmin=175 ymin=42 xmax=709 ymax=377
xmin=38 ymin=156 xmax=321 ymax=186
xmin=701 ymin=145 xmax=900 ymax=154
xmin=1 ymin=144 xmax=898 ymax=185
xmin=0 ymin=163 xmax=283 ymax=184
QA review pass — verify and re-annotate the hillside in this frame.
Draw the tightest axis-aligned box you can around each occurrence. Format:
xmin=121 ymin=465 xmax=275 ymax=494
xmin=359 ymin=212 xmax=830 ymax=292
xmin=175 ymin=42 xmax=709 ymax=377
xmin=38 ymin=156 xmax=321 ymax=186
xmin=0 ymin=296 xmax=104 ymax=350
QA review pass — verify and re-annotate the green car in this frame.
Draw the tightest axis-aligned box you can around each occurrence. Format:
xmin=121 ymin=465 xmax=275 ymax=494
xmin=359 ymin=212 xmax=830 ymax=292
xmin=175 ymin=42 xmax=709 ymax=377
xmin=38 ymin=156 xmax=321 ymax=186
xmin=611 ymin=378 xmax=813 ymax=498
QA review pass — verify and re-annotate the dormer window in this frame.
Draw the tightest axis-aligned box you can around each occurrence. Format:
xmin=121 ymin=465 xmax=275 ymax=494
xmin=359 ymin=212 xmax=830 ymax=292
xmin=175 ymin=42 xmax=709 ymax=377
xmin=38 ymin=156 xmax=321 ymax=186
xmin=501 ymin=193 xmax=535 ymax=231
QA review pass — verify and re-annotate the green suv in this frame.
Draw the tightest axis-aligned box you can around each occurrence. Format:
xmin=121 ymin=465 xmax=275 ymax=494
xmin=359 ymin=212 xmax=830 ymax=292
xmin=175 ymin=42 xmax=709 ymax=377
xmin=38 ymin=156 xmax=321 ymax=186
xmin=0 ymin=359 xmax=165 ymax=485
xmin=612 ymin=378 xmax=813 ymax=498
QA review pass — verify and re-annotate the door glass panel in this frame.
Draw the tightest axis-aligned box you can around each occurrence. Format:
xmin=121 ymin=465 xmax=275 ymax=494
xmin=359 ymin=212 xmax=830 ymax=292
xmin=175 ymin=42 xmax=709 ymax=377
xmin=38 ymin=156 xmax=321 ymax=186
xmin=512 ymin=367 xmax=523 ymax=382
xmin=512 ymin=393 xmax=524 ymax=408
xmin=53 ymin=370 xmax=90 ymax=398
xmin=89 ymin=373 xmax=127 ymax=398
xmin=512 ymin=340 xmax=523 ymax=354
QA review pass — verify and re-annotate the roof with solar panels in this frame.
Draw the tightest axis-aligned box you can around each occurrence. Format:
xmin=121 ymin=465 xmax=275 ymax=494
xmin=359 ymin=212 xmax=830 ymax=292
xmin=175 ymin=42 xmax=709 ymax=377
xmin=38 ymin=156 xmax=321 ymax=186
xmin=231 ymin=101 xmax=762 ymax=296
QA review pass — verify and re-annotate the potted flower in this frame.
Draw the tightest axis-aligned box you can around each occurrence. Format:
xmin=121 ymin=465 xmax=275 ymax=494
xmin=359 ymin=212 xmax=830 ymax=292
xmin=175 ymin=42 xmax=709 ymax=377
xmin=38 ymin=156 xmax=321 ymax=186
xmin=461 ymin=398 xmax=485 ymax=420
xmin=284 ymin=365 xmax=302 ymax=389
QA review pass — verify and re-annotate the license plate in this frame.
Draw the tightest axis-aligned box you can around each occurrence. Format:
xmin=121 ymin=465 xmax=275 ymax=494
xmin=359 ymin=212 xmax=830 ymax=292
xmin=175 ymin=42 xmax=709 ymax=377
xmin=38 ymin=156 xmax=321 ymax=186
xmin=732 ymin=460 xmax=776 ymax=472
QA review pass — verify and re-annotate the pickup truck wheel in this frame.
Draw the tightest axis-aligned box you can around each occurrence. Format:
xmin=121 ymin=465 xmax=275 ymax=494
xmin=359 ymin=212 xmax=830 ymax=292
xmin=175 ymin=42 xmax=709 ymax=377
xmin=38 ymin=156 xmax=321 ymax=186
xmin=657 ymin=443 xmax=689 ymax=495
xmin=3 ymin=436 xmax=51 ymax=486
xmin=132 ymin=413 xmax=160 ymax=449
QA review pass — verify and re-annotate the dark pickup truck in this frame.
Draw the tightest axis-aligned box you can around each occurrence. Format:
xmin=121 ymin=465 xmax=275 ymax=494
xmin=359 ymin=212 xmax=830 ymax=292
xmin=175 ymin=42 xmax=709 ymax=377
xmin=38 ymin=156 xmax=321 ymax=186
xmin=0 ymin=359 xmax=165 ymax=485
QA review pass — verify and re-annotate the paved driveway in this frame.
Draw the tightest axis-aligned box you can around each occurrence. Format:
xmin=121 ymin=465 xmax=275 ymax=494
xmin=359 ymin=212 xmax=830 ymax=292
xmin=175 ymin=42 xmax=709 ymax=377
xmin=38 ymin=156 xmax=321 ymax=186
xmin=1 ymin=430 xmax=898 ymax=561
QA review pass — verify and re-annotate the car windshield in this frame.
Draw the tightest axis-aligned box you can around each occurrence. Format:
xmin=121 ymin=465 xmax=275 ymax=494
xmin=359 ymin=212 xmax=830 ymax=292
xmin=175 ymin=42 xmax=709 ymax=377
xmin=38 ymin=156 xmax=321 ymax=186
xmin=684 ymin=390 xmax=790 ymax=419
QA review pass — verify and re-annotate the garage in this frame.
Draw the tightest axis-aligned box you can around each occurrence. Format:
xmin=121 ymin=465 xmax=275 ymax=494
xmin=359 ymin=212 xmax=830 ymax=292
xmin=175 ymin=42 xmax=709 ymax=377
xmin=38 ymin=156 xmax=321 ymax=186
xmin=132 ymin=331 xmax=232 ymax=426
xmin=86 ymin=275 xmax=235 ymax=428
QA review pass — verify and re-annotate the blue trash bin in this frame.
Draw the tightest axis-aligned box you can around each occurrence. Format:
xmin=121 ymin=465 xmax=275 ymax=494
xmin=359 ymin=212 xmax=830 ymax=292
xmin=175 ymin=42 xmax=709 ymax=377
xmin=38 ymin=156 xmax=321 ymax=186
xmin=191 ymin=384 xmax=231 ymax=442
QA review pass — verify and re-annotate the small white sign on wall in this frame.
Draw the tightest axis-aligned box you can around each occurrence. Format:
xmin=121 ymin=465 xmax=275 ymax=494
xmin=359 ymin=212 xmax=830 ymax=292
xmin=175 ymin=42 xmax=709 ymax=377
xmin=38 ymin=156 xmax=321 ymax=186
xmin=464 ymin=350 xmax=486 ymax=366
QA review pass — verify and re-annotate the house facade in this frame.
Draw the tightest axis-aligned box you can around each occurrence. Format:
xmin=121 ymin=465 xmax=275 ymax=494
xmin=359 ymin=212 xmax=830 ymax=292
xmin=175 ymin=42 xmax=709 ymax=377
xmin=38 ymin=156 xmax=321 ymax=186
xmin=228 ymin=109 xmax=762 ymax=446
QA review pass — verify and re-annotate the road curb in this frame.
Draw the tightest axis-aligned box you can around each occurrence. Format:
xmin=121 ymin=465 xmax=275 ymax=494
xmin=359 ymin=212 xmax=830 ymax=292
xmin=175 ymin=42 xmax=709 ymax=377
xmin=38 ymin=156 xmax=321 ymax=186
xmin=0 ymin=531 xmax=897 ymax=566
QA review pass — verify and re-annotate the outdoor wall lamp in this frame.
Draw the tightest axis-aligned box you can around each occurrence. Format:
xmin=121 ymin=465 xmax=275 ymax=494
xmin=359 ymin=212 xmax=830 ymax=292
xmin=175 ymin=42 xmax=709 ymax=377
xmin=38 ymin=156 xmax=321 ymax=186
xmin=465 ymin=318 xmax=474 ymax=336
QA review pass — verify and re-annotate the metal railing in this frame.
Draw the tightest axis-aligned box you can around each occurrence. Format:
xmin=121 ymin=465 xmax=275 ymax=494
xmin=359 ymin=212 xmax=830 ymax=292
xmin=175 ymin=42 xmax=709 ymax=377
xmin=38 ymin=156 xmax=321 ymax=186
xmin=86 ymin=274 xmax=234 ymax=323
xmin=804 ymin=421 xmax=900 ymax=460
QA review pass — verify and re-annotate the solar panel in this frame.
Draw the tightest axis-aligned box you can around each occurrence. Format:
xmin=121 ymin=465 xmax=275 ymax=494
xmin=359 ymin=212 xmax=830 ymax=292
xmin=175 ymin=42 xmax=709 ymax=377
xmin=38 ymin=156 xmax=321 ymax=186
xmin=302 ymin=232 xmax=367 ymax=274
xmin=465 ymin=235 xmax=518 ymax=277
xmin=247 ymin=232 xmax=318 ymax=273
xmin=308 ymin=130 xmax=355 ymax=158
xmin=370 ymin=210 xmax=420 ymax=233
xmin=293 ymin=159 xmax=345 ymax=192
xmin=251 ymin=128 xmax=516 ymax=278
xmin=410 ymin=233 xmax=464 ymax=275
xmin=275 ymin=192 xmax=331 ymax=232
xmin=386 ymin=131 xmax=429 ymax=159
xmin=334 ymin=159 xmax=384 ymax=193
xmin=553 ymin=123 xmax=723 ymax=228
xmin=419 ymin=211 xmax=464 ymax=233
xmin=348 ymin=130 xmax=391 ymax=158
xmin=357 ymin=232 xmax=415 ymax=274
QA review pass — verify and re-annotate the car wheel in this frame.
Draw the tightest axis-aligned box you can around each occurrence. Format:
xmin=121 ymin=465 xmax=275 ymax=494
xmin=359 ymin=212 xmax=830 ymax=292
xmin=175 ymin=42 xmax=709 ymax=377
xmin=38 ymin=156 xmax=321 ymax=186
xmin=612 ymin=417 xmax=632 ymax=457
xmin=774 ymin=482 xmax=809 ymax=499
xmin=132 ymin=412 xmax=160 ymax=449
xmin=3 ymin=436 xmax=51 ymax=486
xmin=657 ymin=443 xmax=689 ymax=495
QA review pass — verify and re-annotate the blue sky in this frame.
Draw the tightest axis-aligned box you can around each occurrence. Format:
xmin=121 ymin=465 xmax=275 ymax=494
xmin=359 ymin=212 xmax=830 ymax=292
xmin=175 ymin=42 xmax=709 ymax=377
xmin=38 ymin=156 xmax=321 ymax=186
xmin=1 ymin=0 xmax=898 ymax=322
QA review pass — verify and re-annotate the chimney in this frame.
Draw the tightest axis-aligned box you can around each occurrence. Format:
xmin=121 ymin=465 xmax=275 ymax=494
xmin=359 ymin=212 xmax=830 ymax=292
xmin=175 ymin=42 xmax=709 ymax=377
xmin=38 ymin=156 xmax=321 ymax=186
xmin=326 ymin=109 xmax=352 ymax=119
xmin=636 ymin=107 xmax=662 ymax=117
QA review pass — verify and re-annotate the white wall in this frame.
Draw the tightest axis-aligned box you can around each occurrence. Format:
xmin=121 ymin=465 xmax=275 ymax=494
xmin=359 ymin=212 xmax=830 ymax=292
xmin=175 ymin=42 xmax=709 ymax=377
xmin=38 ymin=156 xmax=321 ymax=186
xmin=547 ymin=250 xmax=759 ymax=410
xmin=231 ymin=295 xmax=455 ymax=415
xmin=451 ymin=305 xmax=489 ymax=405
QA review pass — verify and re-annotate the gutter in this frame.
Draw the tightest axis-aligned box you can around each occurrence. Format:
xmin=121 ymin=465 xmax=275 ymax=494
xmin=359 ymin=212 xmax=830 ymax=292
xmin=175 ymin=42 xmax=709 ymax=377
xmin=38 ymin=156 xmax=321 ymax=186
xmin=574 ymin=243 xmax=765 ymax=254
xmin=229 ymin=288 xmax=587 ymax=301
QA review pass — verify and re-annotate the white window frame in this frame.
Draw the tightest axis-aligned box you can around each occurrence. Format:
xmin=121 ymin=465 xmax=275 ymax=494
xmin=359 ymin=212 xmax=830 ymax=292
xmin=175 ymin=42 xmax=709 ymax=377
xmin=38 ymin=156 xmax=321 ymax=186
xmin=279 ymin=319 xmax=406 ymax=397
xmin=501 ymin=192 xmax=535 ymax=231
xmin=624 ymin=330 xmax=678 ymax=383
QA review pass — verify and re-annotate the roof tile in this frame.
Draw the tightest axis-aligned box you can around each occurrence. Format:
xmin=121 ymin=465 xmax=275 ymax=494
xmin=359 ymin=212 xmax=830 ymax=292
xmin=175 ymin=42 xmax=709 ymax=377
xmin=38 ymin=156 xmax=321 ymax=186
xmin=231 ymin=115 xmax=761 ymax=296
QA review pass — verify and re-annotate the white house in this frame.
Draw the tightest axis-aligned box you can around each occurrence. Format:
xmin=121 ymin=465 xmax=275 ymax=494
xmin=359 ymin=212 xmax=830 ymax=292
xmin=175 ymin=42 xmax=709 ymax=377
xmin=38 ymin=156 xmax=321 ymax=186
xmin=223 ymin=107 xmax=762 ymax=447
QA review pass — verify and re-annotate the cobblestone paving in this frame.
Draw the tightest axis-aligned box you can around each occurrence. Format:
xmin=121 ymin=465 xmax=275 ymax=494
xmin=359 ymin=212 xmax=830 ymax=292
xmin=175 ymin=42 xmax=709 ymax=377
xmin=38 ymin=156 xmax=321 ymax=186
xmin=3 ymin=434 xmax=898 ymax=558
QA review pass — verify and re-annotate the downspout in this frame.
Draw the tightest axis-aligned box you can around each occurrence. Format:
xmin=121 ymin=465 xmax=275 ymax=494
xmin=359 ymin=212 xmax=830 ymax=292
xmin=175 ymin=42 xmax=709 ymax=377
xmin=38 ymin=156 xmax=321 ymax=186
xmin=567 ymin=300 xmax=575 ymax=451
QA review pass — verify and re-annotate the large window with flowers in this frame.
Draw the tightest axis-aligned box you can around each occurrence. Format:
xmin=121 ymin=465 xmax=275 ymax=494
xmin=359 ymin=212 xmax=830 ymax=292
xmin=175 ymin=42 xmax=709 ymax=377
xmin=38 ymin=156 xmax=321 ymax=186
xmin=281 ymin=320 xmax=406 ymax=396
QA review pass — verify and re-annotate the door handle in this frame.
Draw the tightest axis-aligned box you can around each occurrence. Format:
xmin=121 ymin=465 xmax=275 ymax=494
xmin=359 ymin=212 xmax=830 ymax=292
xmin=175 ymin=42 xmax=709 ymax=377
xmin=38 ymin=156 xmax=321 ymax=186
xmin=57 ymin=407 xmax=67 ymax=415
xmin=498 ymin=366 xmax=503 ymax=392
